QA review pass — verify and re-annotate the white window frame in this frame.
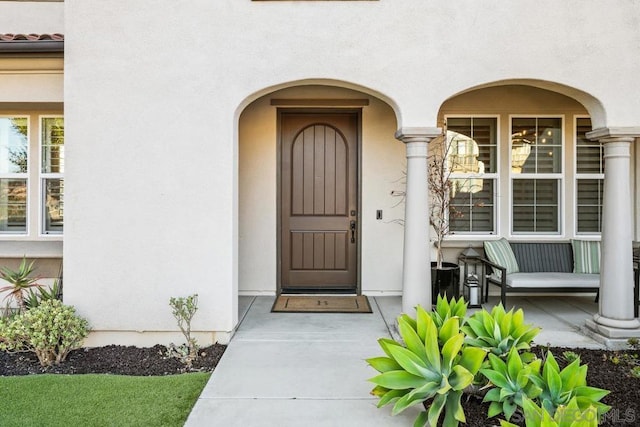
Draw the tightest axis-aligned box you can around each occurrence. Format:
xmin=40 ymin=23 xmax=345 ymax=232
xmin=0 ymin=115 xmax=30 ymax=236
xmin=445 ymin=114 xmax=500 ymax=238
xmin=39 ymin=115 xmax=64 ymax=236
xmin=509 ymin=115 xmax=565 ymax=237
xmin=573 ymin=115 xmax=603 ymax=236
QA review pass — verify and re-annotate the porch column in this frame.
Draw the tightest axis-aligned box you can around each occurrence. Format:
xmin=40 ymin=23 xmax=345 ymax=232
xmin=395 ymin=127 xmax=441 ymax=314
xmin=586 ymin=129 xmax=640 ymax=336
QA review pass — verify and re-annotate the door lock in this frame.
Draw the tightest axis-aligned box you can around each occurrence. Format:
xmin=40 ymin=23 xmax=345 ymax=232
xmin=350 ymin=220 xmax=356 ymax=243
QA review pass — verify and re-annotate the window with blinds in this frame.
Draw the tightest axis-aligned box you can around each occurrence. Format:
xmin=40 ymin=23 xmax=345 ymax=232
xmin=511 ymin=117 xmax=563 ymax=234
xmin=575 ymin=117 xmax=603 ymax=234
xmin=446 ymin=117 xmax=497 ymax=234
xmin=0 ymin=117 xmax=28 ymax=233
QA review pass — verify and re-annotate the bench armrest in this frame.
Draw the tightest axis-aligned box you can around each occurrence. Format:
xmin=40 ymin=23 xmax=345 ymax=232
xmin=480 ymin=258 xmax=506 ymax=279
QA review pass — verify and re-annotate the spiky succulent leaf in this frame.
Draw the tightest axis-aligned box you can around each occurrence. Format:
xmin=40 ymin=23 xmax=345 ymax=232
xmin=413 ymin=411 xmax=428 ymax=427
xmin=441 ymin=333 xmax=464 ymax=372
xmin=416 ymin=305 xmax=431 ymax=342
xmin=458 ymin=346 xmax=487 ymax=375
xmin=439 ymin=317 xmax=460 ymax=344
xmin=392 ymin=381 xmax=440 ymax=415
xmin=377 ymin=337 xmax=403 ymax=359
xmin=398 ymin=316 xmax=428 ymax=362
xmin=369 ymin=370 xmax=426 ymax=390
xmin=449 ymin=365 xmax=474 ymax=391
xmin=424 ymin=316 xmax=441 ymax=372
xmin=387 ymin=344 xmax=430 ymax=378
xmin=377 ymin=388 xmax=409 ymax=408
xmin=427 ymin=394 xmax=447 ymax=427
xmin=370 ymin=385 xmax=389 ymax=397
xmin=507 ymin=347 xmax=524 ymax=379
xmin=444 ymin=390 xmax=466 ymax=425
xmin=367 ymin=356 xmax=402 ymax=373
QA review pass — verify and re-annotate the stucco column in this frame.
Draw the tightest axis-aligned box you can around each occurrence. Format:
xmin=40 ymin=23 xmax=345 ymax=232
xmin=395 ymin=127 xmax=441 ymax=314
xmin=586 ymin=130 xmax=640 ymax=333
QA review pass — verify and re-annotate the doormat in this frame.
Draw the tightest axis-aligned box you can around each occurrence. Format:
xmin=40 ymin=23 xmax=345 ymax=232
xmin=271 ymin=295 xmax=372 ymax=313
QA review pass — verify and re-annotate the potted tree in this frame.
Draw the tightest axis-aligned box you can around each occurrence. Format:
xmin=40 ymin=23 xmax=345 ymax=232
xmin=428 ymin=127 xmax=462 ymax=300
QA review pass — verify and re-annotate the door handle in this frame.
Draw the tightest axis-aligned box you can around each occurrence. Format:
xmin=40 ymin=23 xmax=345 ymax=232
xmin=350 ymin=220 xmax=356 ymax=243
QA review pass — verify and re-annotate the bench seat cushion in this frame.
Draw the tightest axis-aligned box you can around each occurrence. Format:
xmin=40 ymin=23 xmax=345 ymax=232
xmin=505 ymin=272 xmax=599 ymax=288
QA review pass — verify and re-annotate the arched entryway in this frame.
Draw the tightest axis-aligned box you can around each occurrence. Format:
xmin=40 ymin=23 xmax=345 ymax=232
xmin=236 ymin=83 xmax=401 ymax=298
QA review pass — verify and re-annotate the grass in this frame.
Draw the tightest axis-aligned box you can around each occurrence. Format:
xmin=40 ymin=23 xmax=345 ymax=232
xmin=0 ymin=372 xmax=211 ymax=427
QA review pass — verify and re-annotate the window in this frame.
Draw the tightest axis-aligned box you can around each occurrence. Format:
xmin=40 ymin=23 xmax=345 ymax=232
xmin=41 ymin=117 xmax=64 ymax=234
xmin=0 ymin=115 xmax=64 ymax=236
xmin=446 ymin=117 xmax=498 ymax=234
xmin=0 ymin=117 xmax=28 ymax=233
xmin=575 ymin=117 xmax=603 ymax=234
xmin=511 ymin=117 xmax=563 ymax=234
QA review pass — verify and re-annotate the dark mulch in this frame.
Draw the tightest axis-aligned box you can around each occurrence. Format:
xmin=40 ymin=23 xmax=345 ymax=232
xmin=0 ymin=344 xmax=226 ymax=376
xmin=1 ymin=344 xmax=639 ymax=426
xmin=461 ymin=346 xmax=640 ymax=427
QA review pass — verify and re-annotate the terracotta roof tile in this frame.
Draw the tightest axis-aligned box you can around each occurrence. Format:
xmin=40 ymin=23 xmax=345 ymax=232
xmin=0 ymin=33 xmax=64 ymax=42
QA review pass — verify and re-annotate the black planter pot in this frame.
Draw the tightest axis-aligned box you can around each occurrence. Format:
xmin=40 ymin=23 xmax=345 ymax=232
xmin=431 ymin=262 xmax=461 ymax=301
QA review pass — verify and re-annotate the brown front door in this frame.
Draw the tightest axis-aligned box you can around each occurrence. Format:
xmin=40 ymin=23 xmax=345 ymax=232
xmin=280 ymin=111 xmax=359 ymax=293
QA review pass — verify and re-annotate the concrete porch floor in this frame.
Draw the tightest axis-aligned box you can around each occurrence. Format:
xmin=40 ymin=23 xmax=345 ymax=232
xmin=185 ymin=295 xmax=606 ymax=426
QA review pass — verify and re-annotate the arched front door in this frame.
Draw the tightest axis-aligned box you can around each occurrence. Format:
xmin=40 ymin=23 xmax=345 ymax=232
xmin=279 ymin=110 xmax=359 ymax=293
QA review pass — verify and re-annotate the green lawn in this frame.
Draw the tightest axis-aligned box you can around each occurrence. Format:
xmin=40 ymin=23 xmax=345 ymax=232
xmin=0 ymin=372 xmax=211 ymax=427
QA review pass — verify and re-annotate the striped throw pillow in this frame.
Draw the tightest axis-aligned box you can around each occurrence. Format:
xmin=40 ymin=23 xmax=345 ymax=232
xmin=571 ymin=239 xmax=600 ymax=274
xmin=483 ymin=238 xmax=519 ymax=279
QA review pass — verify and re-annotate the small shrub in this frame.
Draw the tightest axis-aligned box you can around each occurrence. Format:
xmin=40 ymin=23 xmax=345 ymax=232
xmin=0 ymin=299 xmax=89 ymax=367
xmin=168 ymin=294 xmax=199 ymax=368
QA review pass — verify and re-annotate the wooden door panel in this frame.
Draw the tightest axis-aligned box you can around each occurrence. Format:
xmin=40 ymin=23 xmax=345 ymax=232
xmin=280 ymin=112 xmax=358 ymax=292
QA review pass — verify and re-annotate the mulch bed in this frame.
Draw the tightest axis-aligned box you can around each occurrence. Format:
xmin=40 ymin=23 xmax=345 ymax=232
xmin=0 ymin=344 xmax=226 ymax=376
xmin=462 ymin=346 xmax=640 ymax=427
xmin=1 ymin=344 xmax=639 ymax=425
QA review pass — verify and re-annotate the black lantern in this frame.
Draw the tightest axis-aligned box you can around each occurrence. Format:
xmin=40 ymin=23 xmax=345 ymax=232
xmin=458 ymin=246 xmax=483 ymax=308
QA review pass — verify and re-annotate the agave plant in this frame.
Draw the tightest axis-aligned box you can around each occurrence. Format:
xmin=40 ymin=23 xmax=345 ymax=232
xmin=480 ymin=346 xmax=543 ymax=420
xmin=367 ymin=304 xmax=487 ymax=427
xmin=500 ymin=396 xmax=599 ymax=427
xmin=430 ymin=295 xmax=468 ymax=329
xmin=461 ymin=303 xmax=540 ymax=358
xmin=0 ymin=257 xmax=42 ymax=313
xmin=23 ymin=279 xmax=62 ymax=310
xmin=528 ymin=351 xmax=610 ymax=418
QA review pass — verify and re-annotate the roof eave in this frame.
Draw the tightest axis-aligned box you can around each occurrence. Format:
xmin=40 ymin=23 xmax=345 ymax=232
xmin=0 ymin=41 xmax=64 ymax=54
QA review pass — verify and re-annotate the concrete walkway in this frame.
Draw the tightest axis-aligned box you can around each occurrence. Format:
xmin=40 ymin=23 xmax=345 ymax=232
xmin=185 ymin=295 xmax=603 ymax=427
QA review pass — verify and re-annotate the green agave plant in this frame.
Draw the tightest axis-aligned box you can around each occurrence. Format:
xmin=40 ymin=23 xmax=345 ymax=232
xmin=461 ymin=303 xmax=540 ymax=358
xmin=367 ymin=304 xmax=487 ymax=427
xmin=500 ymin=396 xmax=599 ymax=427
xmin=528 ymin=351 xmax=610 ymax=419
xmin=430 ymin=295 xmax=468 ymax=329
xmin=480 ymin=346 xmax=543 ymax=420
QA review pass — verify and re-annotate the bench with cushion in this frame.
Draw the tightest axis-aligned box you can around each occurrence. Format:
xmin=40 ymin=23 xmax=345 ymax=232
xmin=481 ymin=239 xmax=639 ymax=316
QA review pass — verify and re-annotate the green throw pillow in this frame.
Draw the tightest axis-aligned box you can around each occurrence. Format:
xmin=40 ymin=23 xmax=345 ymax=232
xmin=483 ymin=238 xmax=519 ymax=279
xmin=571 ymin=239 xmax=600 ymax=274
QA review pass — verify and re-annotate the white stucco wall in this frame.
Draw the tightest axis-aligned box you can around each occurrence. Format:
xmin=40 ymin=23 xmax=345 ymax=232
xmin=0 ymin=1 xmax=64 ymax=33
xmin=59 ymin=0 xmax=640 ymax=343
